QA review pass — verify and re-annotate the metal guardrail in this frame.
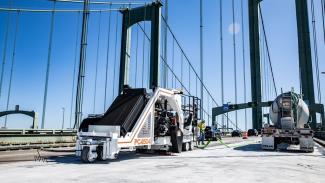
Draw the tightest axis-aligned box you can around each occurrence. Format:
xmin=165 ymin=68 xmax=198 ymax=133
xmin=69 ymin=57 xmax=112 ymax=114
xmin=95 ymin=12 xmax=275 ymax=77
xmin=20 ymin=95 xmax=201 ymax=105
xmin=0 ymin=129 xmax=77 ymax=135
xmin=0 ymin=129 xmax=77 ymax=150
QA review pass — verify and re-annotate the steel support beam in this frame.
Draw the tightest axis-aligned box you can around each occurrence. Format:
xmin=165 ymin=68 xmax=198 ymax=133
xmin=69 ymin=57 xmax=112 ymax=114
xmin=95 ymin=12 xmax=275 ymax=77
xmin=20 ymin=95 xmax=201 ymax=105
xmin=212 ymin=101 xmax=272 ymax=121
xmin=248 ymin=0 xmax=262 ymax=130
xmin=119 ymin=1 xmax=162 ymax=94
xmin=295 ymin=0 xmax=317 ymax=129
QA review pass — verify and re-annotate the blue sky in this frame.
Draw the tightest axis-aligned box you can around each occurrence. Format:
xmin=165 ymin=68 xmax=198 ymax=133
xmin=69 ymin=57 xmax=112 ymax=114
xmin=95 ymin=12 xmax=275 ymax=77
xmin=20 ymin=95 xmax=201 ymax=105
xmin=0 ymin=0 xmax=324 ymax=130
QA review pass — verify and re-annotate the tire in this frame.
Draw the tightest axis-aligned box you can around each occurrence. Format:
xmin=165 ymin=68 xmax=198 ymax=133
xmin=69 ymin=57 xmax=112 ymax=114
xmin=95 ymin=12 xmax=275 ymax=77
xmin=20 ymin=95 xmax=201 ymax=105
xmin=96 ymin=146 xmax=105 ymax=161
xmin=171 ymin=128 xmax=183 ymax=153
xmin=189 ymin=142 xmax=194 ymax=151
xmin=182 ymin=142 xmax=190 ymax=151
xmin=81 ymin=146 xmax=95 ymax=163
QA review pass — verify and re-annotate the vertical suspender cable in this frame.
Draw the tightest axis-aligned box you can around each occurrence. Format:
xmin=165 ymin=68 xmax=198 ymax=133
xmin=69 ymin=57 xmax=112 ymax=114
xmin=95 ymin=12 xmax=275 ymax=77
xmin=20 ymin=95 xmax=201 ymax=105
xmin=104 ymin=4 xmax=112 ymax=111
xmin=162 ymin=0 xmax=168 ymax=88
xmin=69 ymin=12 xmax=81 ymax=129
xmin=41 ymin=2 xmax=56 ymax=129
xmin=321 ymin=0 xmax=325 ymax=43
xmin=134 ymin=24 xmax=139 ymax=86
xmin=231 ymin=0 xmax=238 ymax=130
xmin=112 ymin=11 xmax=119 ymax=99
xmin=208 ymin=94 xmax=210 ymax=125
xmin=74 ymin=0 xmax=90 ymax=129
xmin=141 ymin=5 xmax=147 ymax=87
xmin=310 ymin=0 xmax=322 ymax=104
xmin=93 ymin=12 xmax=102 ymax=113
xmin=199 ymin=0 xmax=204 ymax=120
xmin=172 ymin=39 xmax=175 ymax=88
xmin=181 ymin=54 xmax=183 ymax=89
xmin=0 ymin=0 xmax=12 ymax=100
xmin=240 ymin=0 xmax=247 ymax=131
xmin=147 ymin=37 xmax=150 ymax=88
xmin=259 ymin=20 xmax=265 ymax=119
xmin=196 ymin=77 xmax=198 ymax=97
xmin=188 ymin=64 xmax=191 ymax=93
xmin=4 ymin=12 xmax=20 ymax=128
xmin=219 ymin=0 xmax=224 ymax=129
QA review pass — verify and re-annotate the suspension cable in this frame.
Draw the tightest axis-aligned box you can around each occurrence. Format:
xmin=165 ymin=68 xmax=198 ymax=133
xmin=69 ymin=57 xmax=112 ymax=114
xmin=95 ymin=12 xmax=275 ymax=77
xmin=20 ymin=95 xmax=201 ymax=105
xmin=141 ymin=4 xmax=147 ymax=87
xmin=258 ymin=5 xmax=278 ymax=96
xmin=134 ymin=24 xmax=139 ymax=86
xmin=199 ymin=0 xmax=204 ymax=121
xmin=219 ymin=0 xmax=225 ymax=129
xmin=0 ymin=0 xmax=12 ymax=100
xmin=160 ymin=55 xmax=223 ymax=128
xmin=181 ymin=54 xmax=183 ymax=89
xmin=104 ymin=4 xmax=112 ymax=110
xmin=136 ymin=14 xmax=240 ymax=130
xmin=41 ymin=2 xmax=56 ymax=129
xmin=93 ymin=12 xmax=102 ymax=113
xmin=163 ymin=0 xmax=169 ymax=88
xmin=321 ymin=0 xmax=325 ymax=43
xmin=240 ymin=0 xmax=247 ymax=131
xmin=188 ymin=64 xmax=191 ymax=93
xmin=74 ymin=0 xmax=91 ymax=129
xmin=231 ymin=0 xmax=238 ymax=129
xmin=112 ymin=11 xmax=119 ymax=99
xmin=4 ymin=12 xmax=20 ymax=128
xmin=160 ymin=16 xmax=240 ymax=130
xmin=69 ymin=12 xmax=81 ymax=129
xmin=172 ymin=39 xmax=175 ymax=88
xmin=310 ymin=0 xmax=322 ymax=104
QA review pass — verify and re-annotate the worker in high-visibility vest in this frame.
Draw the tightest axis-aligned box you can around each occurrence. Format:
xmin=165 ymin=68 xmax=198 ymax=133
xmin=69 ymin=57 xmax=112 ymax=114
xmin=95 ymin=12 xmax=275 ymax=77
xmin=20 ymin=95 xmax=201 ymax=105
xmin=198 ymin=120 xmax=206 ymax=145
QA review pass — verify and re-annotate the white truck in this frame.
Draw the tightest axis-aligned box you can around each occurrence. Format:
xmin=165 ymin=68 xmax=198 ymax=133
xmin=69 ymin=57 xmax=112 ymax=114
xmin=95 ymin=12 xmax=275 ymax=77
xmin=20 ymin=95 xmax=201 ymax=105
xmin=76 ymin=87 xmax=200 ymax=163
xmin=261 ymin=91 xmax=314 ymax=152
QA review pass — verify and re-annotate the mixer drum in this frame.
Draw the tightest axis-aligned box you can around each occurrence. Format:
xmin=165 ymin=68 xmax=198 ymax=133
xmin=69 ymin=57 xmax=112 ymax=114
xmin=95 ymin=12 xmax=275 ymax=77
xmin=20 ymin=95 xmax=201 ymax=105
xmin=269 ymin=93 xmax=309 ymax=129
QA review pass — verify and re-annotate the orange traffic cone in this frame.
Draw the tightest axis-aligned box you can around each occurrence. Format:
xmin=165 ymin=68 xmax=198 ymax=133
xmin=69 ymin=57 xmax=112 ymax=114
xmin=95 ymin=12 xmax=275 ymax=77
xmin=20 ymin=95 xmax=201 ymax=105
xmin=242 ymin=131 xmax=248 ymax=139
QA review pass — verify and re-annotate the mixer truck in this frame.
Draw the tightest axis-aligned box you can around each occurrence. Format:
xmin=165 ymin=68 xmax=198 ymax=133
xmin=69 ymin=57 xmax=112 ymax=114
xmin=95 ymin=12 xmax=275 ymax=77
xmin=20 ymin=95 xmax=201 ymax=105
xmin=261 ymin=91 xmax=314 ymax=152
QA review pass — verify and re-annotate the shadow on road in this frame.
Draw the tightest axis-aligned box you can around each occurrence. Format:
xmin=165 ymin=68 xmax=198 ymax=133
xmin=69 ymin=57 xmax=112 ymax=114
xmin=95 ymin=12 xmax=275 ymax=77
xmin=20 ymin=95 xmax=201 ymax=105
xmin=47 ymin=151 xmax=176 ymax=165
xmin=233 ymin=144 xmax=263 ymax=152
xmin=233 ymin=143 xmax=325 ymax=156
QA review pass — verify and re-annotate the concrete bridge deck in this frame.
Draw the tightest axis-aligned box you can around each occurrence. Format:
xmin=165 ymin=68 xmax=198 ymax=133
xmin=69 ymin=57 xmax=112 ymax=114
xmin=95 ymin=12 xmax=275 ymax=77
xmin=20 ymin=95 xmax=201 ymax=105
xmin=0 ymin=137 xmax=324 ymax=183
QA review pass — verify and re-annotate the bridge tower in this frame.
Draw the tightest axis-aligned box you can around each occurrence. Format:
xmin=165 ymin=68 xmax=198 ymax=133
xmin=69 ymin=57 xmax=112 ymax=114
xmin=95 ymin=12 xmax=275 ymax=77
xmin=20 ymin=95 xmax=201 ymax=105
xmin=295 ymin=0 xmax=317 ymax=129
xmin=119 ymin=1 xmax=162 ymax=93
xmin=248 ymin=0 xmax=263 ymax=130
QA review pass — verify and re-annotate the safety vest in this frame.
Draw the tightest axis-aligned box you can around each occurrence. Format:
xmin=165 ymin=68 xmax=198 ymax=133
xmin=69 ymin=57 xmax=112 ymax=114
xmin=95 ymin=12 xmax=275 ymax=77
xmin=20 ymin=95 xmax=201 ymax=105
xmin=198 ymin=122 xmax=206 ymax=132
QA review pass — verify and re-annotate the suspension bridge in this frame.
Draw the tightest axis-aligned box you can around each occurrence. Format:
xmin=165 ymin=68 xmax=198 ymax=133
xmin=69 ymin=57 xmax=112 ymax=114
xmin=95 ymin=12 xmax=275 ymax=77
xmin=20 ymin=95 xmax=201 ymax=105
xmin=0 ymin=0 xmax=325 ymax=182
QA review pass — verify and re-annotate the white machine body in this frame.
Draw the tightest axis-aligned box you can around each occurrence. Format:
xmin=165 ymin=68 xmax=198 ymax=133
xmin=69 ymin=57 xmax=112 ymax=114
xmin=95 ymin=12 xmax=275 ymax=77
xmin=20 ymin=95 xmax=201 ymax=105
xmin=76 ymin=88 xmax=196 ymax=162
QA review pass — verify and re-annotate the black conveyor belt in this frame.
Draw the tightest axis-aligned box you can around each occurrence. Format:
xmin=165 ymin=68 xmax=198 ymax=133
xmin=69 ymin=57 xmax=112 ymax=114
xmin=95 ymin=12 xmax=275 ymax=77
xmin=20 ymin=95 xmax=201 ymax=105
xmin=79 ymin=88 xmax=148 ymax=136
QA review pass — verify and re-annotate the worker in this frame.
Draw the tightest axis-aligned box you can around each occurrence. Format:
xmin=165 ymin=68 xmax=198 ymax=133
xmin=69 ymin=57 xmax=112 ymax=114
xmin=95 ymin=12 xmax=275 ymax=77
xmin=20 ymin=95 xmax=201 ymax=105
xmin=198 ymin=120 xmax=206 ymax=145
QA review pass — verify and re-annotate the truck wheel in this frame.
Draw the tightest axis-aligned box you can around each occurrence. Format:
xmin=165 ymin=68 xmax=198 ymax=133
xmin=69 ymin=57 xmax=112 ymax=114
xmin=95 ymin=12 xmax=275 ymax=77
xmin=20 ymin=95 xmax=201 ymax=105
xmin=189 ymin=142 xmax=194 ymax=151
xmin=96 ymin=146 xmax=105 ymax=161
xmin=171 ymin=128 xmax=183 ymax=153
xmin=182 ymin=142 xmax=190 ymax=151
xmin=81 ymin=146 xmax=95 ymax=163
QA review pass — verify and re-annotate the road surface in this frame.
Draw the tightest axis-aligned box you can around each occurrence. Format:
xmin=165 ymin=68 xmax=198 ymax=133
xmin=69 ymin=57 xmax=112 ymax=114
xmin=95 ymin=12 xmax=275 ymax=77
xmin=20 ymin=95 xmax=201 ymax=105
xmin=0 ymin=137 xmax=324 ymax=183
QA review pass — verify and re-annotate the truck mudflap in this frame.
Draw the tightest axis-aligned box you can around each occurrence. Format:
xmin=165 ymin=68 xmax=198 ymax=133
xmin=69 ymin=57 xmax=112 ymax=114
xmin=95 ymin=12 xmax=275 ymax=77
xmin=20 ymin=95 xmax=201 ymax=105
xmin=261 ymin=136 xmax=275 ymax=150
xmin=299 ymin=137 xmax=314 ymax=152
